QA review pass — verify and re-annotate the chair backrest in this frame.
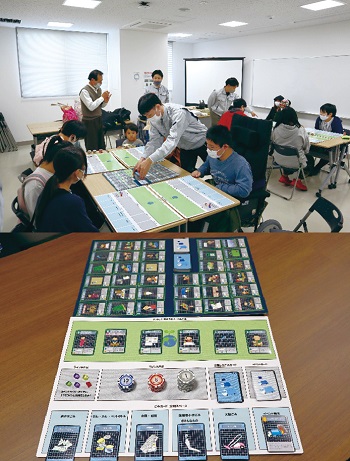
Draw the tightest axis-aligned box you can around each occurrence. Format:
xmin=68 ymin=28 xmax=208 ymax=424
xmin=230 ymin=115 xmax=273 ymax=189
xmin=11 ymin=196 xmax=32 ymax=226
xmin=309 ymin=197 xmax=343 ymax=232
xmin=271 ymin=142 xmax=301 ymax=170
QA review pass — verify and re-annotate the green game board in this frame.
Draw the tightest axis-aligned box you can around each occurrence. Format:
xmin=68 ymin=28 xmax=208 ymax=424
xmin=128 ymin=187 xmax=183 ymax=225
xmin=64 ymin=318 xmax=276 ymax=363
xmin=112 ymin=149 xmax=138 ymax=167
xmin=150 ymin=182 xmax=204 ymax=217
xmin=98 ymin=152 xmax=126 ymax=171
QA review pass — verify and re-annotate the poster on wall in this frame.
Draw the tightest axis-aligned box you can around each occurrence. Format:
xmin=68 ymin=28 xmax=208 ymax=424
xmin=144 ymin=71 xmax=153 ymax=91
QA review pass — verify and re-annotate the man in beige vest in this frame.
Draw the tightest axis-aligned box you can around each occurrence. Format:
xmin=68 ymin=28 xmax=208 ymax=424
xmin=80 ymin=69 xmax=111 ymax=150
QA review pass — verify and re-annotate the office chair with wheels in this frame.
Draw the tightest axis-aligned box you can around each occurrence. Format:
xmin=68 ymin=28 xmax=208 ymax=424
xmin=229 ymin=115 xmax=273 ymax=231
xmin=268 ymin=143 xmax=308 ymax=200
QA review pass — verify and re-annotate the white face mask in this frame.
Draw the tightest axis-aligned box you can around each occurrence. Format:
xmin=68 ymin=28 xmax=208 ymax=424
xmin=75 ymin=169 xmax=85 ymax=182
xmin=275 ymin=101 xmax=280 ymax=107
xmin=94 ymin=83 xmax=101 ymax=90
xmin=207 ymin=147 xmax=224 ymax=159
xmin=319 ymin=114 xmax=328 ymax=121
xmin=149 ymin=111 xmax=162 ymax=122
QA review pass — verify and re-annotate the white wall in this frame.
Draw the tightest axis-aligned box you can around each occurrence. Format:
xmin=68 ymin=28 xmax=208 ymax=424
xmin=119 ymin=30 xmax=168 ymax=123
xmin=172 ymin=42 xmax=194 ymax=105
xmin=0 ymin=26 xmax=121 ymax=143
xmin=172 ymin=20 xmax=350 ymax=128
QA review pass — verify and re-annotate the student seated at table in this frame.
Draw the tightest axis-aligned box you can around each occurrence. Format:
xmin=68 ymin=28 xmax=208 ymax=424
xmin=120 ymin=123 xmax=144 ymax=148
xmin=189 ymin=125 xmax=252 ymax=232
xmin=33 ymin=120 xmax=87 ymax=167
xmin=35 ymin=147 xmax=99 ymax=232
xmin=217 ymin=98 xmax=248 ymax=130
xmin=21 ymin=136 xmax=72 ymax=220
xmin=266 ymin=95 xmax=284 ymax=121
xmin=192 ymin=125 xmax=253 ymax=199
xmin=273 ymin=98 xmax=292 ymax=123
xmin=271 ymin=106 xmax=310 ymax=191
xmin=308 ymin=103 xmax=344 ymax=176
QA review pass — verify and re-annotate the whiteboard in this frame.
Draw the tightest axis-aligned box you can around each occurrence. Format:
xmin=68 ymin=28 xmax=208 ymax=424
xmin=252 ymin=55 xmax=350 ymax=118
xmin=185 ymin=58 xmax=244 ymax=106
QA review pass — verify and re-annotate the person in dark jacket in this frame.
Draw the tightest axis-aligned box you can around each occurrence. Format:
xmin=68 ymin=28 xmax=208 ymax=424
xmin=308 ymin=103 xmax=344 ymax=176
xmin=266 ymin=95 xmax=284 ymax=121
xmin=35 ymin=146 xmax=99 ymax=232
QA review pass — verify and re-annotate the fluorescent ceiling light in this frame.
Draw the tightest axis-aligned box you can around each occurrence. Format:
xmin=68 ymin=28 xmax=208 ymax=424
xmin=168 ymin=33 xmax=192 ymax=38
xmin=63 ymin=0 xmax=101 ymax=9
xmin=301 ymin=1 xmax=344 ymax=11
xmin=219 ymin=20 xmax=248 ymax=28
xmin=48 ymin=21 xmax=73 ymax=27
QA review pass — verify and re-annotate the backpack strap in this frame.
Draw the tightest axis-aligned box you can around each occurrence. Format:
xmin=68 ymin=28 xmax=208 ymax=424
xmin=17 ymin=172 xmax=48 ymax=216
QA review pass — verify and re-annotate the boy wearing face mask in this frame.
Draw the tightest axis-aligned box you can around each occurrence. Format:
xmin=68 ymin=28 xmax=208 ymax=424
xmin=308 ymin=103 xmax=344 ymax=176
xmin=33 ymin=120 xmax=87 ymax=166
xmin=192 ymin=125 xmax=253 ymax=199
xmin=134 ymin=93 xmax=208 ymax=178
xmin=144 ymin=69 xmax=169 ymax=103
xmin=80 ymin=69 xmax=111 ymax=151
xmin=266 ymin=95 xmax=284 ymax=121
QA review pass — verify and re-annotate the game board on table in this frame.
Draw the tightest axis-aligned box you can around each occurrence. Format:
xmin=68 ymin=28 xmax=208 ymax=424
xmin=150 ymin=176 xmax=238 ymax=219
xmin=305 ymin=127 xmax=343 ymax=144
xmin=103 ymin=163 xmax=179 ymax=192
xmin=94 ymin=187 xmax=185 ymax=232
xmin=74 ymin=237 xmax=267 ymax=318
xmin=109 ymin=147 xmax=145 ymax=168
xmin=87 ymin=151 xmax=126 ymax=174
xmin=37 ymin=316 xmax=303 ymax=458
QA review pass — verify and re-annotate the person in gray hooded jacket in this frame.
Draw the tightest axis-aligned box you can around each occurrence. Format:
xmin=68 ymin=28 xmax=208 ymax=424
xmin=271 ymin=106 xmax=310 ymax=191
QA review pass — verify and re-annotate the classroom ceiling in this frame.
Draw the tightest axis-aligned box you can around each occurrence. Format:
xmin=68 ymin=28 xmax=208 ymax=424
xmin=1 ymin=0 xmax=350 ymax=42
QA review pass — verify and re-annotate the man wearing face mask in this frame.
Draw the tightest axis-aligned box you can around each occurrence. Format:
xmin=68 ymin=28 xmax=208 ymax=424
xmin=208 ymin=77 xmax=256 ymax=125
xmin=192 ymin=125 xmax=252 ymax=199
xmin=80 ymin=69 xmax=111 ymax=150
xmin=134 ymin=93 xmax=208 ymax=178
xmin=144 ymin=69 xmax=169 ymax=103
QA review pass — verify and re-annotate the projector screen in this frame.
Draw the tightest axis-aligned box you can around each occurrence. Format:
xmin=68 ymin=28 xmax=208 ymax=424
xmin=185 ymin=57 xmax=244 ymax=106
xmin=252 ymin=55 xmax=350 ymax=117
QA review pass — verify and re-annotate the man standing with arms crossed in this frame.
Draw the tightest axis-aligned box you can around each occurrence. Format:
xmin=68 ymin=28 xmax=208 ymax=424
xmin=80 ymin=69 xmax=111 ymax=150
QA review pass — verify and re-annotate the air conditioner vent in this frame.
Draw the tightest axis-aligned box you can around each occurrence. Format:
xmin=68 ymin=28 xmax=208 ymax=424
xmin=123 ymin=20 xmax=172 ymax=30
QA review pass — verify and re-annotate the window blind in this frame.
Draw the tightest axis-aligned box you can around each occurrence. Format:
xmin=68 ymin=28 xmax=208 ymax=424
xmin=167 ymin=41 xmax=173 ymax=92
xmin=16 ymin=28 xmax=108 ymax=98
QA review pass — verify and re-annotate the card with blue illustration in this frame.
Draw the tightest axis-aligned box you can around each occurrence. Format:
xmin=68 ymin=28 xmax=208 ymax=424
xmin=214 ymin=372 xmax=243 ymax=403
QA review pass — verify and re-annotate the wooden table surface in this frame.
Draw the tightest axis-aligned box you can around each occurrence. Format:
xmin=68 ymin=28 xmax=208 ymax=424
xmin=27 ymin=121 xmax=63 ymax=136
xmin=83 ymin=160 xmax=239 ymax=230
xmin=1 ymin=233 xmax=349 ymax=461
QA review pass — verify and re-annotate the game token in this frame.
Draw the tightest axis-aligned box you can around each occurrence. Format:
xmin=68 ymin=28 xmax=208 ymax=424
xmin=148 ymin=373 xmax=165 ymax=392
xmin=177 ymin=369 xmax=195 ymax=392
xmin=118 ymin=373 xmax=135 ymax=392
